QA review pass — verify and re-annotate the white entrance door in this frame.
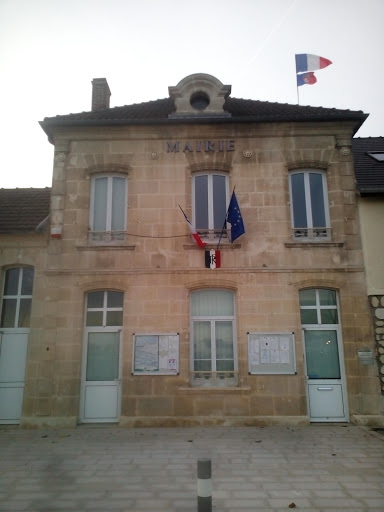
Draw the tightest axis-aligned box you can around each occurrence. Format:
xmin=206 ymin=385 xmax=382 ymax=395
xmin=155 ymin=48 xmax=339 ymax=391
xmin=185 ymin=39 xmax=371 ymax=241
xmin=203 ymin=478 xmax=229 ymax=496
xmin=299 ymin=288 xmax=349 ymax=423
xmin=0 ymin=266 xmax=34 ymax=424
xmin=80 ymin=329 xmax=122 ymax=422
xmin=304 ymin=328 xmax=349 ymax=422
xmin=0 ymin=330 xmax=29 ymax=423
xmin=80 ymin=290 xmax=124 ymax=423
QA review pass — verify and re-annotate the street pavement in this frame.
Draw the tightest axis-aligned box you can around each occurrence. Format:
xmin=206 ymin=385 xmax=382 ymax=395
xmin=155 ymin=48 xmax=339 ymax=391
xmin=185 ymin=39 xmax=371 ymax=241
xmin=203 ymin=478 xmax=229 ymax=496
xmin=0 ymin=424 xmax=383 ymax=511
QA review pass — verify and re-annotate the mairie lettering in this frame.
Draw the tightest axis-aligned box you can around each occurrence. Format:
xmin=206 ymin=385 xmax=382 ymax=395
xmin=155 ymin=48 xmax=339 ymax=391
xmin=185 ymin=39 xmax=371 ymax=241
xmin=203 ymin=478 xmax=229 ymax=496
xmin=166 ymin=140 xmax=235 ymax=153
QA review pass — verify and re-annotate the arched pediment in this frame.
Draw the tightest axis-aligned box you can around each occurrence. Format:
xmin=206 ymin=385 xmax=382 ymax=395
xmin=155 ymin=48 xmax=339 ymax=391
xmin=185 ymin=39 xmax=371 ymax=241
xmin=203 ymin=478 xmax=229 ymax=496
xmin=168 ymin=73 xmax=231 ymax=118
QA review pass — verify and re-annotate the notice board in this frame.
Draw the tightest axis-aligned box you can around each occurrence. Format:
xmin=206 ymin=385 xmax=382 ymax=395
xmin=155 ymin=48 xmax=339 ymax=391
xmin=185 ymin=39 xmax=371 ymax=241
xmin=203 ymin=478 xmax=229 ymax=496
xmin=132 ymin=333 xmax=179 ymax=375
xmin=247 ymin=332 xmax=296 ymax=375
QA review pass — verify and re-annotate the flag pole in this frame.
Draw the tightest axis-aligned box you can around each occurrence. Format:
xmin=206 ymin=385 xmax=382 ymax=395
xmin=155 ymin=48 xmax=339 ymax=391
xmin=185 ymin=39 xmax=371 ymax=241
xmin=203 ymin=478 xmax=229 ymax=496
xmin=216 ymin=186 xmax=235 ymax=250
xmin=295 ymin=54 xmax=300 ymax=105
xmin=216 ymin=217 xmax=227 ymax=250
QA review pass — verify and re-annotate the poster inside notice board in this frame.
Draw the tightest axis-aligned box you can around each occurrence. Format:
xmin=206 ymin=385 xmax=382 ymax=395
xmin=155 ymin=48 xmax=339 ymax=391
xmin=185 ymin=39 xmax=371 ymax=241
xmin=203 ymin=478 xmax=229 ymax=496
xmin=247 ymin=332 xmax=296 ymax=374
xmin=133 ymin=333 xmax=179 ymax=375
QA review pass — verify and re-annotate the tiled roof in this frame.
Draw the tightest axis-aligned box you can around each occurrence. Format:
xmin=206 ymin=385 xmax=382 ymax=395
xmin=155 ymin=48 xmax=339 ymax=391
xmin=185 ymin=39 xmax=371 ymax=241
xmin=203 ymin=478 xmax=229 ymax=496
xmin=40 ymin=96 xmax=368 ymax=139
xmin=352 ymin=137 xmax=384 ymax=194
xmin=0 ymin=188 xmax=51 ymax=233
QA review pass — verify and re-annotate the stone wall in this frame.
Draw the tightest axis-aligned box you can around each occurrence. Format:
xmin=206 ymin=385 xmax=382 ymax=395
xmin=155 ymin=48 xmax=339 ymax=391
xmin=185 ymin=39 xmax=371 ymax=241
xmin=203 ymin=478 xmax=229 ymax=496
xmin=369 ymin=295 xmax=384 ymax=395
xmin=2 ymin=119 xmax=383 ymax=427
xmin=19 ymin=268 xmax=380 ymax=427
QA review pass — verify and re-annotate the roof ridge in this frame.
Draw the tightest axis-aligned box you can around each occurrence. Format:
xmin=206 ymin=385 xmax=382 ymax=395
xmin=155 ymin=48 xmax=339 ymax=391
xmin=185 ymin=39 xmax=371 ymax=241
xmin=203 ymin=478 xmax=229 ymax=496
xmin=45 ymin=97 xmax=173 ymax=120
xmin=353 ymin=136 xmax=384 ymax=140
xmin=44 ymin=96 xmax=367 ymax=120
xmin=0 ymin=187 xmax=51 ymax=191
xmin=39 ymin=95 xmax=369 ymax=141
xmin=217 ymin=96 xmax=366 ymax=113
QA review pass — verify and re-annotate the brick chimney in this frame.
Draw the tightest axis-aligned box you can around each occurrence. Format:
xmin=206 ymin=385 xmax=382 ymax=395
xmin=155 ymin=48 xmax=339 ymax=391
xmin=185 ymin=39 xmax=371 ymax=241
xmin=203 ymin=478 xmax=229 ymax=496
xmin=91 ymin=78 xmax=111 ymax=111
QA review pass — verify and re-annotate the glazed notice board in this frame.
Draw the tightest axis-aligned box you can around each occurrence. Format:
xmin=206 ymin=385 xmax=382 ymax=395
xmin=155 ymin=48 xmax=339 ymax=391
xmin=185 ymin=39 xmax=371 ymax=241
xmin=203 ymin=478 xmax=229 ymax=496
xmin=247 ymin=332 xmax=296 ymax=374
xmin=133 ymin=333 xmax=179 ymax=375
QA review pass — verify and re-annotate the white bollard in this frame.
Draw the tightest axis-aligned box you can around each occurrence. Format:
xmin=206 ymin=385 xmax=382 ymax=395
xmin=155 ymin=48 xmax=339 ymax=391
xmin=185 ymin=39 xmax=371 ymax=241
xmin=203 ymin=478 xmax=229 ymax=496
xmin=197 ymin=458 xmax=212 ymax=512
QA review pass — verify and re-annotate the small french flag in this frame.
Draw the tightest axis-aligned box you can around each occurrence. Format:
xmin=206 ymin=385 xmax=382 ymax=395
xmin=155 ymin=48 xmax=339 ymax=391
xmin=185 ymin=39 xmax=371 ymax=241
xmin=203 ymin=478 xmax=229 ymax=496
xmin=295 ymin=54 xmax=332 ymax=73
xmin=297 ymin=71 xmax=317 ymax=87
xmin=205 ymin=250 xmax=221 ymax=269
xmin=178 ymin=205 xmax=206 ymax=249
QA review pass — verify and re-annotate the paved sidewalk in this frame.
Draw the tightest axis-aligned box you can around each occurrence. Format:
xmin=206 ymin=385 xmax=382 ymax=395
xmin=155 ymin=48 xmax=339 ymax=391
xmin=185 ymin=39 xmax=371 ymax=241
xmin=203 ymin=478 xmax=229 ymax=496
xmin=0 ymin=425 xmax=383 ymax=512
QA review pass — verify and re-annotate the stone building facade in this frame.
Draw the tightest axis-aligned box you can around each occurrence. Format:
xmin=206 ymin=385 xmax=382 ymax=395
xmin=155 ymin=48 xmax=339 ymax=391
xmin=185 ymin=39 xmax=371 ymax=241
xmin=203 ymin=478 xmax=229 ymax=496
xmin=353 ymin=137 xmax=384 ymax=397
xmin=0 ymin=74 xmax=383 ymax=427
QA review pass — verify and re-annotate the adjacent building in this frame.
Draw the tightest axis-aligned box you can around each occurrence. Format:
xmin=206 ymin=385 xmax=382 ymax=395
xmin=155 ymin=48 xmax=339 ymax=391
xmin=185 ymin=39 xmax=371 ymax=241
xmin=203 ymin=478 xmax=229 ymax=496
xmin=352 ymin=137 xmax=384 ymax=395
xmin=0 ymin=74 xmax=382 ymax=427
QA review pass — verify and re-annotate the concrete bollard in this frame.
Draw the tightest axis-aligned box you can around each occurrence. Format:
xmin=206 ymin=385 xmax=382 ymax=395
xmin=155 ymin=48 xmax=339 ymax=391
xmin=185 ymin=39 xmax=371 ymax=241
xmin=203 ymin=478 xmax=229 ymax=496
xmin=197 ymin=458 xmax=212 ymax=512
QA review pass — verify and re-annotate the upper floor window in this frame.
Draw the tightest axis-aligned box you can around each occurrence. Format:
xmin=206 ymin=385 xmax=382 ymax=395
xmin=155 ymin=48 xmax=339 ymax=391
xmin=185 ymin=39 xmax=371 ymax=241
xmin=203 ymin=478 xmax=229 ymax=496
xmin=0 ymin=267 xmax=34 ymax=328
xmin=192 ymin=173 xmax=229 ymax=241
xmin=90 ymin=175 xmax=127 ymax=243
xmin=289 ymin=170 xmax=330 ymax=240
xmin=190 ymin=289 xmax=237 ymax=387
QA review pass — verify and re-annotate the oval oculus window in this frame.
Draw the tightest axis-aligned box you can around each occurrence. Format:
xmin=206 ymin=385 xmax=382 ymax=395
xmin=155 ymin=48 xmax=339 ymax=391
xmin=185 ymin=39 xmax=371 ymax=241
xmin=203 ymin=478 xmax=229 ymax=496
xmin=190 ymin=91 xmax=210 ymax=111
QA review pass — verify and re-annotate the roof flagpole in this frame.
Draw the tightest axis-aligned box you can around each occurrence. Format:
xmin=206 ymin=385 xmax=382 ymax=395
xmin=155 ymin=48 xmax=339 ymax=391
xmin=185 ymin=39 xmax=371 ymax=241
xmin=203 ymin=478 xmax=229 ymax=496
xmin=295 ymin=54 xmax=300 ymax=105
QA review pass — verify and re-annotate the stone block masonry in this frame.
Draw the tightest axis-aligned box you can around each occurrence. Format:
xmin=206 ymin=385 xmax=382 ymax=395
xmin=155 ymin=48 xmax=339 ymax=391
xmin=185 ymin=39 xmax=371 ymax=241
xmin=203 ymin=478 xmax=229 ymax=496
xmin=370 ymin=295 xmax=384 ymax=394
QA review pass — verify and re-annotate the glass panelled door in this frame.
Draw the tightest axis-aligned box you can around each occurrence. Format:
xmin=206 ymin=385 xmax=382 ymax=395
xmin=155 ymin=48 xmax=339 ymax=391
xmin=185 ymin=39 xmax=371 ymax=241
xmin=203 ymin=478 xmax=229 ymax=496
xmin=300 ymin=289 xmax=349 ymax=422
xmin=304 ymin=329 xmax=347 ymax=421
xmin=0 ymin=267 xmax=34 ymax=424
xmin=81 ymin=330 xmax=121 ymax=422
xmin=80 ymin=291 xmax=123 ymax=423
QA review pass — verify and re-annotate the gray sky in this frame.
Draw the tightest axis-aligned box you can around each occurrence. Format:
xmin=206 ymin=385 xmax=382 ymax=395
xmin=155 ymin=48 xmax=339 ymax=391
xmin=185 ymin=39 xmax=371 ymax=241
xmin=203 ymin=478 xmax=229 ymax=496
xmin=1 ymin=0 xmax=383 ymax=188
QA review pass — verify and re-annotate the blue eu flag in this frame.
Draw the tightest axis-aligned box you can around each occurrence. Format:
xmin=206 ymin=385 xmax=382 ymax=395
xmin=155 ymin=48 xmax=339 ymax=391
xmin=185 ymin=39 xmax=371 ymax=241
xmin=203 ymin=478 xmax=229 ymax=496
xmin=227 ymin=191 xmax=245 ymax=242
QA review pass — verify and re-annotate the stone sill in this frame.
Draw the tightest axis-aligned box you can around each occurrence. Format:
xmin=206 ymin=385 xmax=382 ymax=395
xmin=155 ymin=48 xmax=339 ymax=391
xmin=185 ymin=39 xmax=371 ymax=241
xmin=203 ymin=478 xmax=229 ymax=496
xmin=183 ymin=243 xmax=241 ymax=250
xmin=285 ymin=241 xmax=344 ymax=248
xmin=20 ymin=416 xmax=78 ymax=428
xmin=76 ymin=244 xmax=136 ymax=251
xmin=177 ymin=386 xmax=251 ymax=394
xmin=119 ymin=415 xmax=309 ymax=428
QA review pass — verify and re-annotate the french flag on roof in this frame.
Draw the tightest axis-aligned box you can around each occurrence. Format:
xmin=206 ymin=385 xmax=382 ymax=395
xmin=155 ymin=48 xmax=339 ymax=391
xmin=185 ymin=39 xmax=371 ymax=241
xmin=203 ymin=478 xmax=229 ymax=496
xmin=297 ymin=72 xmax=317 ymax=87
xmin=295 ymin=54 xmax=332 ymax=73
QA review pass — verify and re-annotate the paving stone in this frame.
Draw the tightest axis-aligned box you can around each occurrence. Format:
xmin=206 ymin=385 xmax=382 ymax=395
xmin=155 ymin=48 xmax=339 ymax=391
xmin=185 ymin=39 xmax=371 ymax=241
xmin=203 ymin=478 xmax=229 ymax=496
xmin=312 ymin=497 xmax=366 ymax=508
xmin=0 ymin=425 xmax=383 ymax=511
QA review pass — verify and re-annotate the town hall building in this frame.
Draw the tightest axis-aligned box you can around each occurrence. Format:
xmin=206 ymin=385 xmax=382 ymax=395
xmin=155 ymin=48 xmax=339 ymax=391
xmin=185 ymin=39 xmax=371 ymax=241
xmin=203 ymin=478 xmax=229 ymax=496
xmin=0 ymin=74 xmax=382 ymax=427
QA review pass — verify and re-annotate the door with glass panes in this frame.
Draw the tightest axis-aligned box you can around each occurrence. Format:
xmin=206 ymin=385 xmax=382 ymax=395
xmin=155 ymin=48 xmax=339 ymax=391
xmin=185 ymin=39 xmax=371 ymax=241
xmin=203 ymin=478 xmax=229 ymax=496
xmin=0 ymin=267 xmax=34 ymax=423
xmin=300 ymin=289 xmax=349 ymax=422
xmin=80 ymin=291 xmax=123 ymax=423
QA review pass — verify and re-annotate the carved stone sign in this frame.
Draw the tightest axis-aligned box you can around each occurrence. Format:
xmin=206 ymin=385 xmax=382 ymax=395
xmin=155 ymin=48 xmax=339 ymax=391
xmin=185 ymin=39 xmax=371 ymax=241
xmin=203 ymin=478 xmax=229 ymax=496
xmin=166 ymin=140 xmax=235 ymax=153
